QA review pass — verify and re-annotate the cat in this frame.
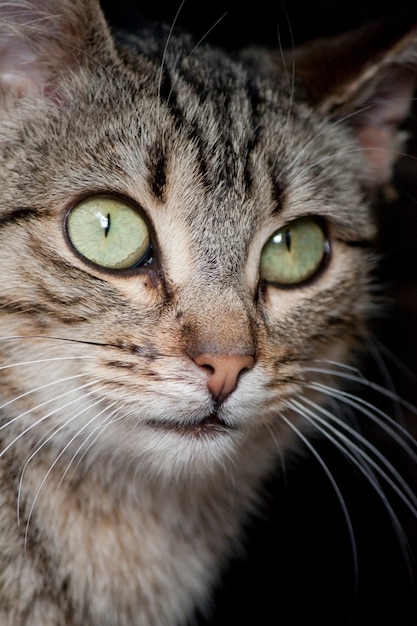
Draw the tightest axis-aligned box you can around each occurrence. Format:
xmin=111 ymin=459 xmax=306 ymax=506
xmin=0 ymin=1 xmax=417 ymax=624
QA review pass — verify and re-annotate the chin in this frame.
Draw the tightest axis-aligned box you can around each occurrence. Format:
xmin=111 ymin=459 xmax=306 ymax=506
xmin=94 ymin=417 xmax=246 ymax=485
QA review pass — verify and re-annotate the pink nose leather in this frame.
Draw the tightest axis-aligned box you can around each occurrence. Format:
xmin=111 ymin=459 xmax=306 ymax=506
xmin=194 ymin=353 xmax=254 ymax=401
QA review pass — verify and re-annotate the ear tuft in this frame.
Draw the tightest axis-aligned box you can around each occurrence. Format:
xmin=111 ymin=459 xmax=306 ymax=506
xmin=0 ymin=0 xmax=114 ymax=100
xmin=287 ymin=15 xmax=417 ymax=188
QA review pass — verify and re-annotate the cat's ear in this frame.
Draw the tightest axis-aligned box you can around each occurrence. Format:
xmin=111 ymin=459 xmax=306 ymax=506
xmin=0 ymin=0 xmax=114 ymax=100
xmin=288 ymin=15 xmax=417 ymax=188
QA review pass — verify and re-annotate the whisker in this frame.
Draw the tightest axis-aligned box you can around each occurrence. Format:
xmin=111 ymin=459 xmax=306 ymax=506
xmin=17 ymin=390 xmax=107 ymax=521
xmin=278 ymin=410 xmax=359 ymax=597
xmin=286 ymin=398 xmax=416 ymax=582
xmin=305 ymin=366 xmax=417 ymax=417
xmin=58 ymin=404 xmax=122 ymax=486
xmin=310 ymin=359 xmax=365 ymax=375
xmin=307 ymin=381 xmax=417 ymax=453
xmin=0 ymin=356 xmax=92 ymax=371
xmin=273 ymin=5 xmax=296 ymax=157
xmin=0 ymin=373 xmax=85 ymax=412
xmin=365 ymin=336 xmax=415 ymax=423
xmin=0 ymin=333 xmax=173 ymax=358
xmin=292 ymin=397 xmax=417 ymax=514
xmin=22 ymin=396 xmax=116 ymax=549
xmin=156 ymin=0 xmax=187 ymax=122
xmin=186 ymin=12 xmax=227 ymax=59
xmin=0 ymin=381 xmax=97 ymax=456
xmin=0 ymin=334 xmax=108 ymax=347
xmin=263 ymin=422 xmax=289 ymax=488
xmin=368 ymin=337 xmax=417 ymax=381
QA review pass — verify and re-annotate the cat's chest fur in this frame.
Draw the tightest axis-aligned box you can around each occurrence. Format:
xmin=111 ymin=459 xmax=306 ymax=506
xmin=1 ymin=456 xmax=269 ymax=625
xmin=0 ymin=466 xmax=182 ymax=621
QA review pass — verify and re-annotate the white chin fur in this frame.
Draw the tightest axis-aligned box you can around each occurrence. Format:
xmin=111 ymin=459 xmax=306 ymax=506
xmin=98 ymin=420 xmax=246 ymax=483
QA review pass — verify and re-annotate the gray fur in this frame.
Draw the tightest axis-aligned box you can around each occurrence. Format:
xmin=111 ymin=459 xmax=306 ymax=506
xmin=0 ymin=2 xmax=416 ymax=624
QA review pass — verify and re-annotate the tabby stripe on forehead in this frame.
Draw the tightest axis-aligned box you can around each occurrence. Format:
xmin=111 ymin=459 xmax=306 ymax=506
xmin=147 ymin=67 xmax=181 ymax=200
xmin=244 ymin=77 xmax=286 ymax=209
xmin=243 ymin=77 xmax=263 ymax=197
xmin=147 ymin=141 xmax=167 ymax=201
xmin=152 ymin=65 xmax=210 ymax=192
xmin=269 ymin=176 xmax=285 ymax=213
xmin=157 ymin=64 xmax=183 ymax=128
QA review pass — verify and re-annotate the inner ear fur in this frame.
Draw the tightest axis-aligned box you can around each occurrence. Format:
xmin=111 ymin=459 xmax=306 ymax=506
xmin=0 ymin=0 xmax=114 ymax=99
xmin=287 ymin=14 xmax=417 ymax=187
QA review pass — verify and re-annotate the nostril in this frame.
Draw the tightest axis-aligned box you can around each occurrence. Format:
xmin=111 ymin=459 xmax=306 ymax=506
xmin=193 ymin=353 xmax=254 ymax=401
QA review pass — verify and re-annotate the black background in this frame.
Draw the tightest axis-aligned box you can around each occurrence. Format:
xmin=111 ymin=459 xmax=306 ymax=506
xmin=99 ymin=2 xmax=417 ymax=624
xmin=100 ymin=0 xmax=417 ymax=48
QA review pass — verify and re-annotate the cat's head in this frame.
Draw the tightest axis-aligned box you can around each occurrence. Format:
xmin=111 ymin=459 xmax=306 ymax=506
xmin=0 ymin=0 xmax=416 ymax=485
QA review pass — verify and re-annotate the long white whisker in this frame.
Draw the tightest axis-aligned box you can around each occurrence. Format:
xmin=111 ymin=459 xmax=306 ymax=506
xmin=263 ymin=422 xmax=289 ymax=488
xmin=305 ymin=367 xmax=417 ymax=416
xmin=156 ymin=0 xmax=186 ymax=123
xmin=0 ymin=373 xmax=85 ymax=412
xmin=273 ymin=6 xmax=296 ymax=159
xmin=186 ymin=12 xmax=227 ymax=59
xmin=368 ymin=336 xmax=417 ymax=381
xmin=307 ymin=381 xmax=417 ymax=454
xmin=310 ymin=359 xmax=364 ymax=374
xmin=365 ymin=335 xmax=411 ymax=424
xmin=58 ymin=404 xmax=122 ymax=487
xmin=17 ymin=390 xmax=108 ymax=521
xmin=0 ymin=381 xmax=97 ymax=456
xmin=0 ymin=334 xmax=106 ymax=347
xmin=67 ymin=410 xmax=147 ymax=503
xmin=0 ymin=355 xmax=92 ymax=371
xmin=286 ymin=398 xmax=416 ymax=581
xmin=23 ymin=396 xmax=117 ymax=551
xmin=278 ymin=411 xmax=359 ymax=594
xmin=292 ymin=397 xmax=417 ymax=514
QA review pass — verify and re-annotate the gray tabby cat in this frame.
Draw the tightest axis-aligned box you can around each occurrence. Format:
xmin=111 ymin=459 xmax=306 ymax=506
xmin=0 ymin=1 xmax=416 ymax=624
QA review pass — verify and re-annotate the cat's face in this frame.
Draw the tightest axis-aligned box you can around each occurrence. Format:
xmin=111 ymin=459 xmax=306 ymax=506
xmin=0 ymin=1 xmax=414 ymax=485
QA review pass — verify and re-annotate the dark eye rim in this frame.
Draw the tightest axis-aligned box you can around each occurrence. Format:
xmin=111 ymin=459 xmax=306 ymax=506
xmin=260 ymin=216 xmax=331 ymax=290
xmin=63 ymin=191 xmax=159 ymax=277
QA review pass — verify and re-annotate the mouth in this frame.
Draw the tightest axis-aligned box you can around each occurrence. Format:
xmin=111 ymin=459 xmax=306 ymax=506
xmin=146 ymin=410 xmax=233 ymax=438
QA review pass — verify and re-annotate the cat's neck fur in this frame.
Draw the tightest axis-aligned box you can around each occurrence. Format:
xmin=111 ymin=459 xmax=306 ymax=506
xmin=1 ymin=435 xmax=279 ymax=625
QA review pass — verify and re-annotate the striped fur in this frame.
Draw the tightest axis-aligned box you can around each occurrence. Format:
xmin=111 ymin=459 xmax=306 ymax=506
xmin=0 ymin=2 xmax=416 ymax=624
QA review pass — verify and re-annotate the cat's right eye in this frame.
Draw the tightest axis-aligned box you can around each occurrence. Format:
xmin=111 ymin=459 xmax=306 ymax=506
xmin=66 ymin=196 xmax=151 ymax=270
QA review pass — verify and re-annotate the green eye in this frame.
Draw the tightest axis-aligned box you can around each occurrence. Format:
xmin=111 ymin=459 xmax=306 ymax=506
xmin=260 ymin=217 xmax=328 ymax=285
xmin=66 ymin=196 xmax=151 ymax=270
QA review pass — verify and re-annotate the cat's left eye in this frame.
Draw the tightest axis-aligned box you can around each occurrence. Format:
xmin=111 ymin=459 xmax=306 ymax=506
xmin=260 ymin=217 xmax=329 ymax=286
xmin=66 ymin=196 xmax=151 ymax=270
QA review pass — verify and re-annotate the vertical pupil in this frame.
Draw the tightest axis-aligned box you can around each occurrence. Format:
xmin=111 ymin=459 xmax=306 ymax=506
xmin=104 ymin=212 xmax=111 ymax=238
xmin=285 ymin=228 xmax=291 ymax=252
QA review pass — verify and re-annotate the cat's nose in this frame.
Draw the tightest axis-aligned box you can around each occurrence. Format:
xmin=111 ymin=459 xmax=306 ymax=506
xmin=194 ymin=353 xmax=254 ymax=402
